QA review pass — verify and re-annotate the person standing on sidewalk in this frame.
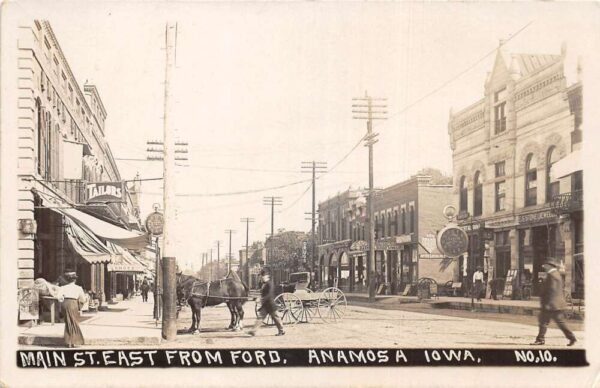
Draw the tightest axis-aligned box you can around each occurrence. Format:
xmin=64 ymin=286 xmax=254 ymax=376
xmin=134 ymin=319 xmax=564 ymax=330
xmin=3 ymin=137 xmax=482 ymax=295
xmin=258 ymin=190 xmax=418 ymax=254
xmin=248 ymin=269 xmax=285 ymax=336
xmin=141 ymin=278 xmax=150 ymax=302
xmin=472 ymin=266 xmax=484 ymax=302
xmin=58 ymin=272 xmax=87 ymax=348
xmin=531 ymin=257 xmax=577 ymax=346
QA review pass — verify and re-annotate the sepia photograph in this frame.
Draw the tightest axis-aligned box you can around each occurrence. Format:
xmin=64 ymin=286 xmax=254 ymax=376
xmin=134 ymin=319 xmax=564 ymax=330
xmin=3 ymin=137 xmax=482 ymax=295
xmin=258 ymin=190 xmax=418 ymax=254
xmin=1 ymin=1 xmax=599 ymax=387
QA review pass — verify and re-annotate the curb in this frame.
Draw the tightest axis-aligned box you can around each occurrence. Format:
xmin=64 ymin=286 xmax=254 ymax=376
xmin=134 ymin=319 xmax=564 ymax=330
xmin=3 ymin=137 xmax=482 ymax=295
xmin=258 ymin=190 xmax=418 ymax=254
xmin=18 ymin=335 xmax=162 ymax=346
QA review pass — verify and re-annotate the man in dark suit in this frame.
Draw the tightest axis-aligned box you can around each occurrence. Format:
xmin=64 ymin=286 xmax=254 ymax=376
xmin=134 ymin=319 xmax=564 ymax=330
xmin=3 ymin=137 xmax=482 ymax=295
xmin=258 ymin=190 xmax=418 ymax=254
xmin=248 ymin=269 xmax=285 ymax=336
xmin=531 ymin=257 xmax=576 ymax=346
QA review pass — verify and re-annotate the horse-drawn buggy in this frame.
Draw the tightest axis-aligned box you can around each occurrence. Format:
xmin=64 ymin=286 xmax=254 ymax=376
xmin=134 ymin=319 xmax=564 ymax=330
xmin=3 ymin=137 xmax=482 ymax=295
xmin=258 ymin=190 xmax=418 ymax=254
xmin=255 ymin=272 xmax=347 ymax=325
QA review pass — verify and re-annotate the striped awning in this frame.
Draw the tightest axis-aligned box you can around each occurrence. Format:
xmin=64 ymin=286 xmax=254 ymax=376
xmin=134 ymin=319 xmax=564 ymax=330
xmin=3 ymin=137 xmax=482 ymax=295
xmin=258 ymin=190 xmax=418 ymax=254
xmin=106 ymin=242 xmax=146 ymax=273
xmin=63 ymin=216 xmax=112 ymax=264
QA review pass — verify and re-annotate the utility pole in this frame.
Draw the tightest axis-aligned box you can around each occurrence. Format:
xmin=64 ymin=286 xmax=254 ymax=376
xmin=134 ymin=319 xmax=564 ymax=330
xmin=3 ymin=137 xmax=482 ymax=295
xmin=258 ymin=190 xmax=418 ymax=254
xmin=263 ymin=196 xmax=282 ymax=264
xmin=225 ymin=229 xmax=236 ymax=273
xmin=215 ymin=241 xmax=221 ymax=278
xmin=240 ymin=217 xmax=255 ymax=285
xmin=352 ymin=91 xmax=387 ymax=303
xmin=209 ymin=249 xmax=213 ymax=281
xmin=301 ymin=161 xmax=327 ymax=284
xmin=159 ymin=22 xmax=180 ymax=341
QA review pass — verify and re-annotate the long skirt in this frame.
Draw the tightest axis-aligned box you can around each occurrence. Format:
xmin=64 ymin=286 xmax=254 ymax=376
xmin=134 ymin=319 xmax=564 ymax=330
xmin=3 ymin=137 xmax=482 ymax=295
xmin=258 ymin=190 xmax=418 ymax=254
xmin=62 ymin=299 xmax=84 ymax=346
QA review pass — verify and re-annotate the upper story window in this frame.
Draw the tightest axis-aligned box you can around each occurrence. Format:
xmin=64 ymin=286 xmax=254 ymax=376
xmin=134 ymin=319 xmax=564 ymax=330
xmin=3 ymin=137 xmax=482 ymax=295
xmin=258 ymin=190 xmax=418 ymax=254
xmin=409 ymin=205 xmax=415 ymax=233
xmin=374 ymin=215 xmax=379 ymax=239
xmin=473 ymin=171 xmax=483 ymax=216
xmin=525 ymin=153 xmax=537 ymax=207
xmin=459 ymin=176 xmax=468 ymax=213
xmin=495 ymin=161 xmax=506 ymax=212
xmin=546 ymin=146 xmax=560 ymax=202
xmin=393 ymin=210 xmax=398 ymax=236
xmin=494 ymin=87 xmax=507 ymax=134
xmin=401 ymin=208 xmax=406 ymax=234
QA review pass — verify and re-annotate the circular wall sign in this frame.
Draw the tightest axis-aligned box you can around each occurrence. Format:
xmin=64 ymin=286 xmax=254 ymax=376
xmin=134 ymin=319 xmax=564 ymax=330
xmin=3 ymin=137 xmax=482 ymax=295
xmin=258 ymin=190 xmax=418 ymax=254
xmin=436 ymin=224 xmax=468 ymax=258
xmin=145 ymin=212 xmax=164 ymax=236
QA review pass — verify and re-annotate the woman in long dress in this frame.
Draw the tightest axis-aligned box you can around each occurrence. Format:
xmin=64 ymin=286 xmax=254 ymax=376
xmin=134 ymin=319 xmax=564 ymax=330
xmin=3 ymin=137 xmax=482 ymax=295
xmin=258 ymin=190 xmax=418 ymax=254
xmin=59 ymin=272 xmax=87 ymax=348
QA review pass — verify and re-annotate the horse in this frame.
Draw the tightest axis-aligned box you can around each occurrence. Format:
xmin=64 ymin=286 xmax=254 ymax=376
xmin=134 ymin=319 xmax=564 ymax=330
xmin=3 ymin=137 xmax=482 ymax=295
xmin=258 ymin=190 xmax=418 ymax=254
xmin=176 ymin=271 xmax=249 ymax=334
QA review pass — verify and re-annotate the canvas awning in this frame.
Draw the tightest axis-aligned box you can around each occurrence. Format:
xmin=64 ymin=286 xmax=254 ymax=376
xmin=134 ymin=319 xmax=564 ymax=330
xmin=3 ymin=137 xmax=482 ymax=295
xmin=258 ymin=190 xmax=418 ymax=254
xmin=106 ymin=242 xmax=146 ymax=273
xmin=63 ymin=216 xmax=112 ymax=264
xmin=37 ymin=191 xmax=148 ymax=250
xmin=552 ymin=150 xmax=582 ymax=179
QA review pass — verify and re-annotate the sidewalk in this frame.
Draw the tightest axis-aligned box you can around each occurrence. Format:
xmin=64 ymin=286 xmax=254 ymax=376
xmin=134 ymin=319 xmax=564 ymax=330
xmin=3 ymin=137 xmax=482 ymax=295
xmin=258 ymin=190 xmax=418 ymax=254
xmin=19 ymin=293 xmax=162 ymax=347
xmin=345 ymin=293 xmax=585 ymax=320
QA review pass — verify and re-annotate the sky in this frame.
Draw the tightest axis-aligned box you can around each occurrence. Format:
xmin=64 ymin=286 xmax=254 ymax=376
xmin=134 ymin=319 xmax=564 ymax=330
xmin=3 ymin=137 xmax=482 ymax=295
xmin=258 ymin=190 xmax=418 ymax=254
xmin=27 ymin=1 xmax=599 ymax=272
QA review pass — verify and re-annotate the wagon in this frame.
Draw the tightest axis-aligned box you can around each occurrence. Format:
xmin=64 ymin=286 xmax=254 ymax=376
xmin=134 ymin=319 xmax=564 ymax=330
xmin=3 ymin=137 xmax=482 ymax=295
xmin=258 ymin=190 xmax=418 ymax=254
xmin=255 ymin=272 xmax=347 ymax=325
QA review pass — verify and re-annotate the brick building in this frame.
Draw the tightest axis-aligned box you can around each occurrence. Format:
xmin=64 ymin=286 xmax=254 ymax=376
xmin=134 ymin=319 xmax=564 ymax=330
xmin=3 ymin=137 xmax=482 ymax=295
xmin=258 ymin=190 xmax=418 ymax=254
xmin=16 ymin=21 xmax=146 ymax=316
xmin=448 ymin=42 xmax=583 ymax=299
xmin=317 ymin=171 xmax=455 ymax=294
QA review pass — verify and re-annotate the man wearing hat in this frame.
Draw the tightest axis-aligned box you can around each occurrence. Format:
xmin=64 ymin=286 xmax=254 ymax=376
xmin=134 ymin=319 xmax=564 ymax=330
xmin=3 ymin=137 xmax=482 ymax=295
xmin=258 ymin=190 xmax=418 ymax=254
xmin=248 ymin=268 xmax=285 ymax=336
xmin=58 ymin=271 xmax=88 ymax=348
xmin=531 ymin=257 xmax=576 ymax=346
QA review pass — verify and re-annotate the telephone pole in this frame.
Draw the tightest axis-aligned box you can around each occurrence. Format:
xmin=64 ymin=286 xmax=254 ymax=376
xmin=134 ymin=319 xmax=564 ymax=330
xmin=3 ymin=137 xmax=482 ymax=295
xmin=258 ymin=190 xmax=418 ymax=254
xmin=159 ymin=22 xmax=180 ymax=341
xmin=209 ymin=248 xmax=213 ymax=281
xmin=263 ymin=196 xmax=282 ymax=263
xmin=215 ymin=240 xmax=222 ymax=278
xmin=225 ymin=229 xmax=236 ymax=272
xmin=301 ymin=161 xmax=327 ymax=281
xmin=352 ymin=91 xmax=387 ymax=303
xmin=240 ymin=217 xmax=255 ymax=285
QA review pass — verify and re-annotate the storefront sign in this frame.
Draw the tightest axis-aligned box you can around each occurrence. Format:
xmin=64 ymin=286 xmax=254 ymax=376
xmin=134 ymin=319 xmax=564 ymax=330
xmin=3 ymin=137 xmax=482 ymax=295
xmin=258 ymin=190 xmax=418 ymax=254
xmin=485 ymin=216 xmax=517 ymax=229
xmin=145 ymin=211 xmax=164 ymax=236
xmin=86 ymin=182 xmax=125 ymax=203
xmin=436 ymin=224 xmax=468 ymax=258
xmin=18 ymin=288 xmax=39 ymax=320
xmin=460 ymin=222 xmax=482 ymax=233
xmin=420 ymin=234 xmax=437 ymax=253
xmin=396 ymin=234 xmax=413 ymax=244
xmin=518 ymin=211 xmax=557 ymax=226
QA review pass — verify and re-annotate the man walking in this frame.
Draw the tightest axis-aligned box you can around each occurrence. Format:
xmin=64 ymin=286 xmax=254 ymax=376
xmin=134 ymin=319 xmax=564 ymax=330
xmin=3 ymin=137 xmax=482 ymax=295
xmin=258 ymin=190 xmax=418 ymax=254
xmin=248 ymin=269 xmax=285 ymax=336
xmin=531 ymin=257 xmax=576 ymax=346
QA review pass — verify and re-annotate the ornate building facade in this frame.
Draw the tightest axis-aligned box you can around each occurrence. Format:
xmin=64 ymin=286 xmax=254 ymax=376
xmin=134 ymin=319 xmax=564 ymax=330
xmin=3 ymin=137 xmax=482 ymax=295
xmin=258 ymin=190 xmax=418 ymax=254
xmin=317 ymin=172 xmax=454 ymax=294
xmin=448 ymin=43 xmax=583 ymax=299
xmin=16 ymin=21 xmax=145 ymax=315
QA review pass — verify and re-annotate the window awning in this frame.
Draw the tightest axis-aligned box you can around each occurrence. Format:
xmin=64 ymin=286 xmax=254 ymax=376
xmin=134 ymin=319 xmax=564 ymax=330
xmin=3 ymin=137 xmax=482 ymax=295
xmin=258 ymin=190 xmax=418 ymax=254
xmin=37 ymin=191 xmax=148 ymax=251
xmin=63 ymin=216 xmax=112 ymax=264
xmin=106 ymin=242 xmax=146 ymax=273
xmin=553 ymin=150 xmax=582 ymax=179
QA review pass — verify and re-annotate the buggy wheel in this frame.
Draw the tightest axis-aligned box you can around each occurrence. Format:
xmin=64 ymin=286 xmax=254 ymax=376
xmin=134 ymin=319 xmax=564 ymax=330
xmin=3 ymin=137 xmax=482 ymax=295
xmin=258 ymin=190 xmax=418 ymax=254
xmin=297 ymin=300 xmax=318 ymax=323
xmin=317 ymin=287 xmax=347 ymax=323
xmin=274 ymin=293 xmax=302 ymax=325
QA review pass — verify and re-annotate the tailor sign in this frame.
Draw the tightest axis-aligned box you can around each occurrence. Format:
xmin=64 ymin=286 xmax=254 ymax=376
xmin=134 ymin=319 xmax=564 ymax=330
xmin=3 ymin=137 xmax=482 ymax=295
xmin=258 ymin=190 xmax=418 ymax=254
xmin=436 ymin=224 xmax=469 ymax=258
xmin=145 ymin=211 xmax=164 ymax=236
xmin=86 ymin=182 xmax=125 ymax=203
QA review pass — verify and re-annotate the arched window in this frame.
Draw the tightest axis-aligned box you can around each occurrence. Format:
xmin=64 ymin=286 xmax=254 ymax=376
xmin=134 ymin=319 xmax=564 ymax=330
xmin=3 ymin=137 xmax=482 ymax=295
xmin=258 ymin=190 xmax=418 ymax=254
xmin=374 ymin=215 xmax=379 ymax=239
xmin=401 ymin=208 xmax=406 ymax=234
xmin=525 ymin=153 xmax=537 ymax=206
xmin=409 ymin=205 xmax=415 ymax=233
xmin=393 ymin=210 xmax=399 ymax=236
xmin=459 ymin=176 xmax=468 ymax=213
xmin=546 ymin=147 xmax=560 ymax=202
xmin=473 ymin=171 xmax=483 ymax=216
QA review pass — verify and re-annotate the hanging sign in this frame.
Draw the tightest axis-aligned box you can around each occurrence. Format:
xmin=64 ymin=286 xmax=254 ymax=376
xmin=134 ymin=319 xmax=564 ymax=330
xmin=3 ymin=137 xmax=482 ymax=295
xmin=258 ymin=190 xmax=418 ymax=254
xmin=436 ymin=224 xmax=468 ymax=258
xmin=86 ymin=182 xmax=125 ymax=203
xmin=145 ymin=211 xmax=164 ymax=236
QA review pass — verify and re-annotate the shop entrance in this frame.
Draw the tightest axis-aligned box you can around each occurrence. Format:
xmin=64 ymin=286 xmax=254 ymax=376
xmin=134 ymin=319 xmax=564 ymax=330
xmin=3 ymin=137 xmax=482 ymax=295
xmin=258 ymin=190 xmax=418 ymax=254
xmin=531 ymin=226 xmax=549 ymax=296
xmin=400 ymin=248 xmax=413 ymax=290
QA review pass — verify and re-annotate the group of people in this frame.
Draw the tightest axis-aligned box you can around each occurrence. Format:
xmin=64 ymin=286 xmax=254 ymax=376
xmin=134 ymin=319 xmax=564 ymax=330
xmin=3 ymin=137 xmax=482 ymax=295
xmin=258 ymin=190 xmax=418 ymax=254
xmin=54 ymin=256 xmax=576 ymax=347
xmin=470 ymin=258 xmax=576 ymax=346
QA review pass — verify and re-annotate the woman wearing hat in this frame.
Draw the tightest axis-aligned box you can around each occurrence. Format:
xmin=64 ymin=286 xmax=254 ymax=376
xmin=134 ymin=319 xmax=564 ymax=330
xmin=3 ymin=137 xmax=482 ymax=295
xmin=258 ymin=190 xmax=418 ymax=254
xmin=472 ymin=266 xmax=484 ymax=302
xmin=58 ymin=272 xmax=87 ymax=348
